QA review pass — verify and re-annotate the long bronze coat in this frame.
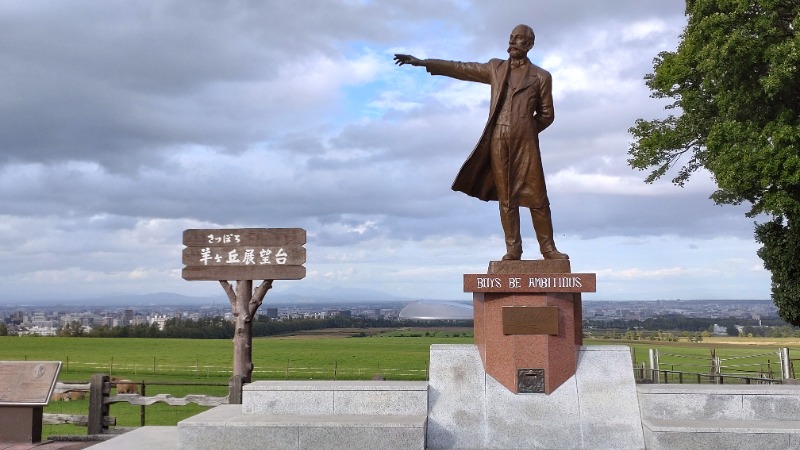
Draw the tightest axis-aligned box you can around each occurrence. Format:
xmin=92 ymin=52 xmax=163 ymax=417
xmin=424 ymin=58 xmax=554 ymax=208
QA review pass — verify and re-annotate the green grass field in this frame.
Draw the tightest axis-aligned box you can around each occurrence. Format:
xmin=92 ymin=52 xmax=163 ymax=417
xmin=2 ymin=331 xmax=797 ymax=439
xmin=0 ymin=329 xmax=473 ymax=381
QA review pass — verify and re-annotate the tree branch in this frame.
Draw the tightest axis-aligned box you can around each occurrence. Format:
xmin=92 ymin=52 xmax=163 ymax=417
xmin=219 ymin=281 xmax=237 ymax=311
xmin=248 ymin=280 xmax=273 ymax=317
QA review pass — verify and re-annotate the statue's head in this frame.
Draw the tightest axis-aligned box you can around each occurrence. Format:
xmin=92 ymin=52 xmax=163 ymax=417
xmin=508 ymin=24 xmax=535 ymax=59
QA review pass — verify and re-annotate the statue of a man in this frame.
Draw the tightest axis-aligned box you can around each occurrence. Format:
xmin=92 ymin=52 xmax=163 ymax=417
xmin=394 ymin=24 xmax=568 ymax=261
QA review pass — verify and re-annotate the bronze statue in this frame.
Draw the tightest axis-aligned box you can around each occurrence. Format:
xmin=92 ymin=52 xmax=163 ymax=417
xmin=395 ymin=24 xmax=568 ymax=260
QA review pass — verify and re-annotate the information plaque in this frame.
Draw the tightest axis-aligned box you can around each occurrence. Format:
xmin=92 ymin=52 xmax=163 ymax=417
xmin=0 ymin=361 xmax=62 ymax=406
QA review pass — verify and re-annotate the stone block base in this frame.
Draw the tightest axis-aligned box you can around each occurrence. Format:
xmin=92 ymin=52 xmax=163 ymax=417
xmin=426 ymin=344 xmax=645 ymax=449
xmin=177 ymin=380 xmax=428 ymax=450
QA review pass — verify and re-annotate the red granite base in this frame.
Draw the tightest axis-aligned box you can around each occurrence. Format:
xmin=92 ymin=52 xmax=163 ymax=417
xmin=472 ymin=260 xmax=582 ymax=394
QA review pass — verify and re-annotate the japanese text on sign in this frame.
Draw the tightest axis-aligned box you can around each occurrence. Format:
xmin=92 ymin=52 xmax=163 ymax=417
xmin=199 ymin=247 xmax=288 ymax=265
xmin=207 ymin=233 xmax=241 ymax=244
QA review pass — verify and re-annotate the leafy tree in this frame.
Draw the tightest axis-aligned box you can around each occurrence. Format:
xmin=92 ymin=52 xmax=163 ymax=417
xmin=755 ymin=216 xmax=800 ymax=323
xmin=629 ymin=0 xmax=800 ymax=323
xmin=58 ymin=321 xmax=84 ymax=337
xmin=0 ymin=323 xmax=6 ymax=336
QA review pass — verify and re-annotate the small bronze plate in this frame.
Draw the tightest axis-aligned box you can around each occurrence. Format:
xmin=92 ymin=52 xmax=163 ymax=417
xmin=517 ymin=368 xmax=545 ymax=393
xmin=502 ymin=306 xmax=559 ymax=335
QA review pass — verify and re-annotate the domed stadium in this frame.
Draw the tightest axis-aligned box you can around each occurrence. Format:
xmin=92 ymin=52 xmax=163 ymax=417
xmin=399 ymin=300 xmax=473 ymax=320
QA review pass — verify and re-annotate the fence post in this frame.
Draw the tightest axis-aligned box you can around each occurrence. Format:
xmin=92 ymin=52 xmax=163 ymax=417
xmin=780 ymin=348 xmax=793 ymax=380
xmin=88 ymin=373 xmax=110 ymax=435
xmin=229 ymin=375 xmax=244 ymax=404
xmin=139 ymin=381 xmax=146 ymax=427
xmin=648 ymin=348 xmax=660 ymax=383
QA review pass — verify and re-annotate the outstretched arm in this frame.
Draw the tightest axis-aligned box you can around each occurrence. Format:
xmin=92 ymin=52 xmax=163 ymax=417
xmin=394 ymin=54 xmax=424 ymax=67
xmin=394 ymin=53 xmax=493 ymax=85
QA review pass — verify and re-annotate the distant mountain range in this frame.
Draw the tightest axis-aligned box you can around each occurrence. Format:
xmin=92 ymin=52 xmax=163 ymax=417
xmin=1 ymin=287 xmax=421 ymax=308
xmin=1 ymin=288 xmax=770 ymax=309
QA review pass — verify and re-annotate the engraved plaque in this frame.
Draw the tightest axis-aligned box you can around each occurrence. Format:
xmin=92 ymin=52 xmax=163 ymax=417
xmin=517 ymin=368 xmax=545 ymax=394
xmin=463 ymin=273 xmax=596 ymax=293
xmin=0 ymin=361 xmax=62 ymax=406
xmin=502 ymin=306 xmax=559 ymax=335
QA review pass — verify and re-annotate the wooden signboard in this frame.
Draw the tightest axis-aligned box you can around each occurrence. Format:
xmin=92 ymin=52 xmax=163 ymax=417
xmin=182 ymin=228 xmax=307 ymax=396
xmin=182 ymin=228 xmax=306 ymax=281
xmin=0 ymin=361 xmax=61 ymax=406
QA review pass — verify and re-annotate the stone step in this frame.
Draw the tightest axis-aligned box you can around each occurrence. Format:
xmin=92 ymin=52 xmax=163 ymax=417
xmin=242 ymin=380 xmax=428 ymax=416
xmin=638 ymin=384 xmax=800 ymax=421
xmin=178 ymin=405 xmax=426 ymax=450
xmin=642 ymin=418 xmax=800 ymax=450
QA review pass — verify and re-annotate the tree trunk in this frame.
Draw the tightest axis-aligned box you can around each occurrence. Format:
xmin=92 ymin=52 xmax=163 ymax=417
xmin=232 ymin=280 xmax=254 ymax=383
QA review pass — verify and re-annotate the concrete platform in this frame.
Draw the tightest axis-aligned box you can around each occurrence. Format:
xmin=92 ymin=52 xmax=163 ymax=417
xmin=86 ymin=427 xmax=178 ymax=449
xmin=642 ymin=418 xmax=800 ymax=449
xmin=639 ymin=384 xmax=800 ymax=449
xmin=243 ymin=380 xmax=428 ymax=416
xmin=638 ymin=384 xmax=800 ymax=420
xmin=177 ymin=380 xmax=429 ymax=450
xmin=178 ymin=405 xmax=426 ymax=450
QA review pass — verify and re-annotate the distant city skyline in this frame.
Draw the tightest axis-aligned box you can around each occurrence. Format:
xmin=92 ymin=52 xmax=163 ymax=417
xmin=1 ymin=299 xmax=780 ymax=337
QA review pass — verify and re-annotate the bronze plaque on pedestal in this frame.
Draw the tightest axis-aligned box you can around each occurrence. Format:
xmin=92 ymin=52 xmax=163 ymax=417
xmin=502 ymin=306 xmax=559 ymax=335
xmin=0 ymin=361 xmax=61 ymax=406
xmin=517 ymin=369 xmax=546 ymax=393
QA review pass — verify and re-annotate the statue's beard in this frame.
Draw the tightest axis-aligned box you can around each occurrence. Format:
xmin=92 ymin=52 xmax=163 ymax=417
xmin=508 ymin=46 xmax=527 ymax=59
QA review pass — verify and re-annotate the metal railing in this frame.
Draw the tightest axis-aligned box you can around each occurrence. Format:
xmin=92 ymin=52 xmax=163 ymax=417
xmin=638 ymin=347 xmax=794 ymax=384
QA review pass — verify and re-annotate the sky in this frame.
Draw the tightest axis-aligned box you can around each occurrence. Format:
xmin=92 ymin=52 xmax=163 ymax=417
xmin=0 ymin=0 xmax=772 ymax=303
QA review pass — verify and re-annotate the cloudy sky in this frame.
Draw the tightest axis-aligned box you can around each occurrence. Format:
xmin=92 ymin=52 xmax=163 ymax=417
xmin=0 ymin=0 xmax=771 ymax=303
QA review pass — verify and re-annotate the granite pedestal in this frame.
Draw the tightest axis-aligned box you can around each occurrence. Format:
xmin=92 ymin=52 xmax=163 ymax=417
xmin=427 ymin=344 xmax=645 ymax=449
xmin=467 ymin=260 xmax=593 ymax=394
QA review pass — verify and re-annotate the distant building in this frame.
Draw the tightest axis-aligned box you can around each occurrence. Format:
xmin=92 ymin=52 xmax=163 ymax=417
xmin=712 ymin=324 xmax=729 ymax=336
xmin=123 ymin=309 xmax=134 ymax=326
xmin=151 ymin=314 xmax=170 ymax=331
xmin=265 ymin=307 xmax=278 ymax=319
xmin=18 ymin=325 xmax=57 ymax=336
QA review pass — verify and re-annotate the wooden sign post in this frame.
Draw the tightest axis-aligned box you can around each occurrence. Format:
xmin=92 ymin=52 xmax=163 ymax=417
xmin=182 ymin=228 xmax=306 ymax=395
